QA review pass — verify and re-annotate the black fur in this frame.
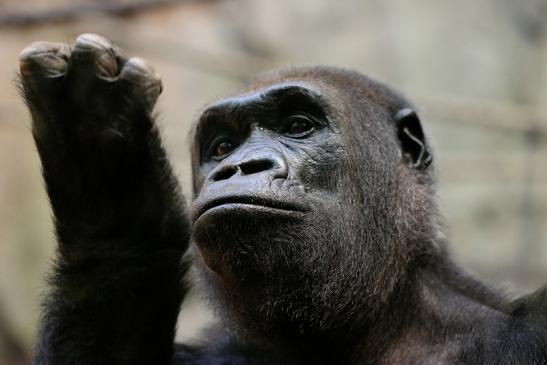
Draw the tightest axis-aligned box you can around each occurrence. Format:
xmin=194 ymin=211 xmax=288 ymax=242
xmin=20 ymin=35 xmax=547 ymax=365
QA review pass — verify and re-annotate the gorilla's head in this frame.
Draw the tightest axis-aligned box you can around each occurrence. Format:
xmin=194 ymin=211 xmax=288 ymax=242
xmin=190 ymin=67 xmax=440 ymax=335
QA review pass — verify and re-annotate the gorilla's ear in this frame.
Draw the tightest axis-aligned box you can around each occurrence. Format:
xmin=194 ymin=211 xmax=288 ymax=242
xmin=394 ymin=108 xmax=432 ymax=169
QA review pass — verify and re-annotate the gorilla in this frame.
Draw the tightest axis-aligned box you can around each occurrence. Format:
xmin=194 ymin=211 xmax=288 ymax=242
xmin=18 ymin=34 xmax=546 ymax=365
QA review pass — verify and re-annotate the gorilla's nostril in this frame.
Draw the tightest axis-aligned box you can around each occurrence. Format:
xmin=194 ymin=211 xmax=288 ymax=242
xmin=239 ymin=159 xmax=274 ymax=175
xmin=212 ymin=166 xmax=238 ymax=181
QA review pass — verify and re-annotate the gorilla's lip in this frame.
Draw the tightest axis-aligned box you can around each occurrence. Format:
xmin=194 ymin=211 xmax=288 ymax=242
xmin=193 ymin=195 xmax=309 ymax=221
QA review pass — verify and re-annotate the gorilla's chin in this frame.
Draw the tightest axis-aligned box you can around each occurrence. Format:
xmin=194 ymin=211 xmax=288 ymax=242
xmin=192 ymin=207 xmax=311 ymax=280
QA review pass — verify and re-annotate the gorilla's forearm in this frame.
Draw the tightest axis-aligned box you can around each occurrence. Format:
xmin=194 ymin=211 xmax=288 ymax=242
xmin=19 ymin=35 xmax=190 ymax=364
xmin=35 ymin=244 xmax=188 ymax=365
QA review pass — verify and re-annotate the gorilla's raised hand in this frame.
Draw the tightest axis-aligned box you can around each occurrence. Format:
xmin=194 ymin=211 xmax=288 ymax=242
xmin=20 ymin=34 xmax=190 ymax=365
xmin=19 ymin=34 xmax=173 ymax=233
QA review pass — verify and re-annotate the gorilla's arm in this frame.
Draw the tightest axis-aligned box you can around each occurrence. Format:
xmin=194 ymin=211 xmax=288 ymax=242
xmin=19 ymin=34 xmax=190 ymax=365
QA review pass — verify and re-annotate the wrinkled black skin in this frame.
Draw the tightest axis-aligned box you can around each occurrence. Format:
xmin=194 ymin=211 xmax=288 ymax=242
xmin=20 ymin=39 xmax=546 ymax=364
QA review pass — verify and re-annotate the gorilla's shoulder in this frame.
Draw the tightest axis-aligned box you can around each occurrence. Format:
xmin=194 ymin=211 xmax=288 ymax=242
xmin=508 ymin=286 xmax=547 ymax=327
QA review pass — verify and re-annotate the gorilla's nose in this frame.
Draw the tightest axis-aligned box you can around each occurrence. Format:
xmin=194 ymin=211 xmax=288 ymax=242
xmin=209 ymin=150 xmax=288 ymax=183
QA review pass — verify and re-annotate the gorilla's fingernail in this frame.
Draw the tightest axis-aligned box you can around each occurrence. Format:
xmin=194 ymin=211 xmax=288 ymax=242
xmin=96 ymin=52 xmax=118 ymax=78
xmin=74 ymin=33 xmax=113 ymax=52
xmin=19 ymin=42 xmax=70 ymax=77
xmin=121 ymin=58 xmax=161 ymax=86
xmin=123 ymin=58 xmax=157 ymax=77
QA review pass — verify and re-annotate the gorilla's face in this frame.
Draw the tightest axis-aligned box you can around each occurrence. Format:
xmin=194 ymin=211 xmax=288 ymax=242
xmin=189 ymin=70 xmax=433 ymax=332
xmin=191 ymin=84 xmax=344 ymax=281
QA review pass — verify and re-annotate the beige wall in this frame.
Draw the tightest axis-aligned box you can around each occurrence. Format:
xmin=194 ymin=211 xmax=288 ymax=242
xmin=0 ymin=0 xmax=546 ymax=362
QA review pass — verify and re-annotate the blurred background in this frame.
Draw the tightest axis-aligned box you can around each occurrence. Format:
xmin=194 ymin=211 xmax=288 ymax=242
xmin=0 ymin=0 xmax=546 ymax=363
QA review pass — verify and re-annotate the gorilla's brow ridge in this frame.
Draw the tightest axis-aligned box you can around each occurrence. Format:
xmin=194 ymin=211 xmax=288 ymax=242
xmin=196 ymin=84 xmax=330 ymax=142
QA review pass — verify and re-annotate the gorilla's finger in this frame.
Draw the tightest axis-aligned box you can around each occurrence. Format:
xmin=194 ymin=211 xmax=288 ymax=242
xmin=118 ymin=57 xmax=162 ymax=112
xmin=19 ymin=42 xmax=71 ymax=122
xmin=69 ymin=33 xmax=121 ymax=79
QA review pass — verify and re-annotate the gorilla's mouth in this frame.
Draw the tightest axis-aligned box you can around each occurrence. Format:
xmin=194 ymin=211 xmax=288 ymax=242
xmin=193 ymin=195 xmax=309 ymax=221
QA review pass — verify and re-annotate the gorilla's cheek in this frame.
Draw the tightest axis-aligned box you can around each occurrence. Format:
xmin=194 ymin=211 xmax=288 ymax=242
xmin=292 ymin=143 xmax=342 ymax=193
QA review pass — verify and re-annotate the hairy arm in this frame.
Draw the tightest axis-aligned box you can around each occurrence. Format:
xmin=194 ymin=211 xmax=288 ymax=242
xmin=19 ymin=34 xmax=190 ymax=365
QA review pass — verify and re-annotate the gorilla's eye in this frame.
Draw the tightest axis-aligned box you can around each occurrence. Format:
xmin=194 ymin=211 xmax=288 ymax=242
xmin=211 ymin=139 xmax=237 ymax=160
xmin=282 ymin=114 xmax=316 ymax=138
